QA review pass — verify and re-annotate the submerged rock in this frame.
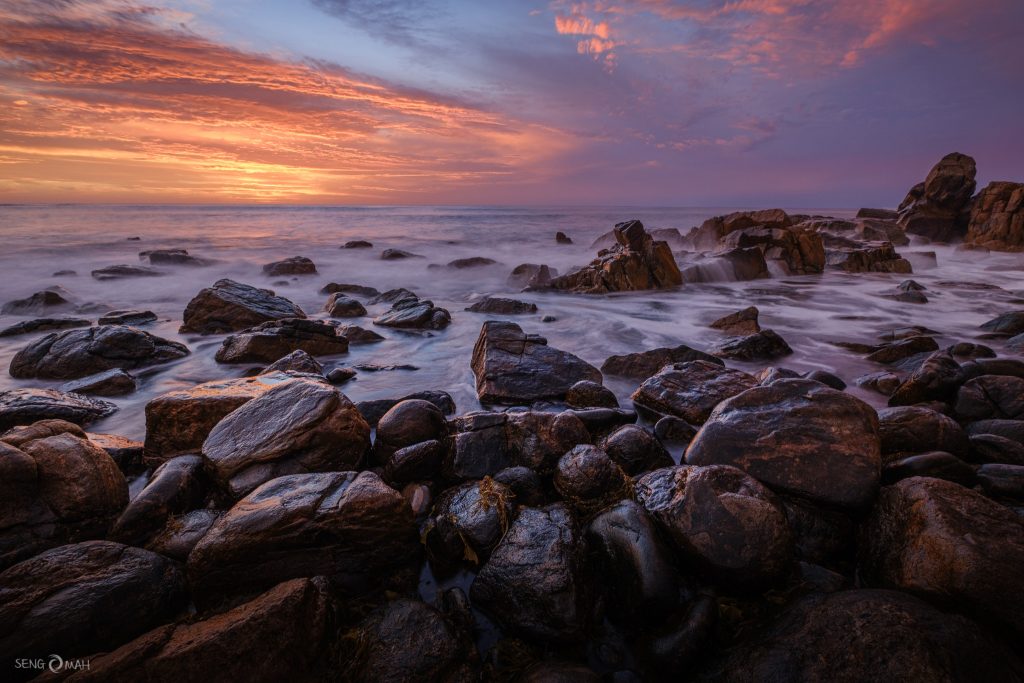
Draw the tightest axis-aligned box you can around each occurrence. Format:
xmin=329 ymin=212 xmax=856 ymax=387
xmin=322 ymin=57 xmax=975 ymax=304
xmin=262 ymin=256 xmax=316 ymax=276
xmin=381 ymin=248 xmax=424 ymax=260
xmin=215 ymin=318 xmax=348 ymax=364
xmin=466 ymin=297 xmax=538 ymax=315
xmin=0 ymin=388 xmax=117 ymax=431
xmin=1 ymin=288 xmax=75 ymax=315
xmin=180 ymin=279 xmax=306 ymax=334
xmin=91 ymin=264 xmax=164 ymax=280
xmin=320 ymin=282 xmax=379 ymax=298
xmin=141 ymin=248 xmax=208 ymax=266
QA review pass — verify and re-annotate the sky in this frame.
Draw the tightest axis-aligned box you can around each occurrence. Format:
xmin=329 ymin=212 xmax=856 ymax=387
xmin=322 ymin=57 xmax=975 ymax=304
xmin=0 ymin=0 xmax=1022 ymax=206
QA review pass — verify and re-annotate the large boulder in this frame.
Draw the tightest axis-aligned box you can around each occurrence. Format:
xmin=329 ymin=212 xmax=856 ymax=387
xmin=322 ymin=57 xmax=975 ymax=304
xmin=553 ymin=444 xmax=631 ymax=515
xmin=688 ymin=209 xmax=794 ymax=250
xmin=373 ymin=399 xmax=447 ymax=464
xmin=423 ymin=478 xmax=514 ymax=567
xmin=716 ymin=225 xmax=825 ymax=275
xmin=0 ymin=541 xmax=187 ymax=663
xmin=955 ymin=375 xmax=1024 ymax=421
xmin=897 ymin=152 xmax=977 ymax=241
xmin=631 ymin=361 xmax=757 ymax=423
xmin=180 ymin=279 xmax=306 ymax=334
xmin=59 ymin=578 xmax=333 ymax=683
xmin=545 ymin=220 xmax=682 ymax=293
xmin=10 ymin=326 xmax=188 ymax=380
xmin=861 ymin=477 xmax=1024 ymax=636
xmin=876 ymin=406 xmax=969 ymax=461
xmin=0 ymin=389 xmax=116 ymax=432
xmin=635 ymin=465 xmax=792 ymax=587
xmin=214 ymin=318 xmax=348 ymax=364
xmin=144 ymin=372 xmax=293 ymax=463
xmin=187 ymin=471 xmax=417 ymax=599
xmin=108 ymin=455 xmax=206 ymax=546
xmin=471 ymin=321 xmax=601 ymax=404
xmin=965 ymin=181 xmax=1024 ymax=251
xmin=700 ymin=589 xmax=1023 ymax=682
xmin=470 ymin=504 xmax=588 ymax=642
xmin=601 ymin=344 xmax=721 ymax=380
xmin=201 ymin=377 xmax=370 ymax=499
xmin=686 ymin=379 xmax=881 ymax=508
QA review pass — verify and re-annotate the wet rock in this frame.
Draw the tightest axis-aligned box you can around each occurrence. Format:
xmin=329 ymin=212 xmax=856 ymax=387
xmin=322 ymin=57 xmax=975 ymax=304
xmin=493 ymin=466 xmax=545 ymax=507
xmin=66 ymin=577 xmax=333 ymax=683
xmin=447 ymin=256 xmax=498 ymax=268
xmin=826 ymin=242 xmax=912 ymax=273
xmin=881 ymin=451 xmax=976 ymax=486
xmin=180 ymin=279 xmax=305 ymax=334
xmin=323 ymin=293 xmax=367 ymax=317
xmin=654 ymin=416 xmax=697 ymax=445
xmin=980 ymin=311 xmax=1024 ymax=337
xmin=336 ymin=324 xmax=384 ymax=344
xmin=262 ymin=256 xmax=315 ymax=276
xmin=599 ymin=424 xmax=672 ymax=475
xmin=425 ymin=478 xmax=514 ymax=566
xmin=546 ymin=220 xmax=682 ymax=293
xmin=381 ymin=248 xmax=424 ymax=260
xmin=717 ymin=225 xmax=826 ymax=275
xmin=215 ymin=318 xmax=348 ymax=364
xmin=861 ymin=477 xmax=1024 ymax=636
xmin=0 ymin=388 xmax=117 ymax=431
xmin=91 ymin=264 xmax=164 ymax=280
xmin=88 ymin=433 xmax=144 ymax=472
xmin=320 ymin=282 xmax=379 ymax=298
xmin=632 ymin=361 xmax=756 ymax=425
xmin=709 ymin=329 xmax=793 ymax=361
xmin=144 ymin=373 xmax=291 ymax=462
xmin=686 ymin=379 xmax=881 ymax=508
xmin=855 ymin=371 xmax=902 ymax=396
xmin=262 ymin=349 xmax=324 ymax=375
xmin=887 ymin=351 xmax=965 ymax=406
xmin=98 ymin=309 xmax=157 ymax=326
xmin=109 ymin=455 xmax=206 ymax=546
xmin=342 ymin=240 xmax=373 ymax=248
xmin=0 ymin=541 xmax=186 ymax=662
xmin=373 ymin=293 xmax=451 ymax=330
xmin=141 ymin=248 xmax=208 ymax=266
xmin=964 ymin=180 xmax=1024 ymax=251
xmin=508 ymin=263 xmax=557 ymax=288
xmin=780 ymin=495 xmax=854 ymax=565
xmin=681 ymin=246 xmax=770 ymax=283
xmin=967 ymin=433 xmax=1024 ymax=466
xmin=202 ymin=377 xmax=369 ymax=499
xmin=444 ymin=412 xmax=510 ymax=480
xmin=383 ymin=439 xmax=444 ymax=485
xmin=472 ymin=321 xmax=601 ymax=404
xmin=688 ymin=208 xmax=793 ymax=250
xmin=967 ymin=418 xmax=1024 ymax=445
xmin=10 ymin=325 xmax=188 ymax=380
xmin=60 ymin=368 xmax=137 ymax=396
xmin=955 ymin=375 xmax=1024 ymax=421
xmin=877 ymin=406 xmax=969 ymax=461
xmin=601 ymin=344 xmax=722 ymax=381
xmin=146 ymin=509 xmax=222 ymax=561
xmin=471 ymin=504 xmax=587 ymax=642
xmin=506 ymin=410 xmax=592 ymax=474
xmin=554 ymin=445 xmax=631 ymax=514
xmin=326 ymin=366 xmax=356 ymax=384
xmin=188 ymin=471 xmax=417 ymax=600
xmin=466 ymin=297 xmax=538 ymax=315
xmin=556 ymin=231 xmax=573 ymax=244
xmin=0 ymin=317 xmax=91 ymax=337
xmin=567 ymin=406 xmax=636 ymax=441
xmin=586 ymin=500 xmax=680 ymax=625
xmin=865 ymin=336 xmax=938 ymax=364
xmin=976 ymin=463 xmax=1024 ymax=501
xmin=356 ymin=390 xmax=456 ymax=427
xmin=374 ymin=399 xmax=448 ymax=464
xmin=1 ymin=288 xmax=75 ymax=315
xmin=700 ymin=589 xmax=1023 ymax=682
xmin=802 ymin=369 xmax=846 ymax=390
xmin=897 ymin=152 xmax=977 ymax=241
xmin=566 ymin=380 xmax=618 ymax=409
xmin=641 ymin=595 xmax=718 ymax=674
xmin=948 ymin=341 xmax=995 ymax=359
xmin=709 ymin=306 xmax=760 ymax=335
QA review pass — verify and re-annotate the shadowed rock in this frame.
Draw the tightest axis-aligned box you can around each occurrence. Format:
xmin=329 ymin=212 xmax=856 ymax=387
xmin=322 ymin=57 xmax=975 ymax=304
xmin=0 ymin=317 xmax=90 ymax=337
xmin=601 ymin=344 xmax=722 ymax=381
xmin=965 ymin=181 xmax=1024 ymax=251
xmin=60 ymin=368 xmax=137 ymax=396
xmin=98 ymin=309 xmax=157 ymax=326
xmin=215 ymin=318 xmax=347 ymax=364
xmin=109 ymin=455 xmax=206 ymax=546
xmin=632 ymin=360 xmax=757 ymax=423
xmin=262 ymin=256 xmax=315 ymax=276
xmin=373 ymin=292 xmax=451 ymax=330
xmin=0 ymin=388 xmax=117 ymax=431
xmin=180 ymin=279 xmax=306 ymax=334
xmin=709 ymin=329 xmax=793 ymax=361
xmin=897 ymin=152 xmax=977 ymax=242
xmin=466 ymin=297 xmax=538 ymax=315
xmin=92 ymin=264 xmax=164 ymax=280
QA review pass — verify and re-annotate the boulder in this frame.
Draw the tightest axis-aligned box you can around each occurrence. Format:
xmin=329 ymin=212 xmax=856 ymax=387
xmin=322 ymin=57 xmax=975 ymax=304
xmin=709 ymin=329 xmax=793 ymax=361
xmin=188 ymin=471 xmax=417 ymax=599
xmin=470 ymin=504 xmax=587 ymax=642
xmin=717 ymin=225 xmax=826 ymax=275
xmin=262 ymin=349 xmax=324 ymax=375
xmin=262 ymin=256 xmax=315 ymax=276
xmin=337 ymin=324 xmax=384 ymax=344
xmin=373 ymin=399 xmax=448 ymax=464
xmin=686 ymin=379 xmax=881 ymax=508
xmin=373 ymin=293 xmax=451 ymax=330
xmin=601 ymin=344 xmax=722 ymax=381
xmin=897 ymin=152 xmax=976 ymax=241
xmin=1 ymin=288 xmax=74 ymax=315
xmin=88 ymin=433 xmax=144 ymax=471
xmin=553 ymin=444 xmax=631 ymax=515
xmin=471 ymin=321 xmax=601 ymax=404
xmin=10 ymin=326 xmax=188 ymax=380
xmin=109 ymin=455 xmax=206 ymax=546
xmin=508 ymin=263 xmax=557 ymax=288
xmin=688 ymin=209 xmax=794 ymax=250
xmin=60 ymin=368 xmax=137 ymax=396
xmin=323 ymin=293 xmax=367 ymax=317
xmin=635 ymin=465 xmax=792 ymax=587
xmin=0 ymin=389 xmax=117 ymax=432
xmin=865 ymin=335 xmax=938 ymax=364
xmin=887 ymin=351 xmax=965 ymax=406
xmin=98 ymin=309 xmax=157 ymax=326
xmin=91 ymin=264 xmax=163 ymax=280
xmin=955 ymin=375 xmax=1024 ymax=421
xmin=709 ymin=306 xmax=760 ymax=335
xmin=861 ymin=477 xmax=1024 ymax=636
xmin=0 ymin=541 xmax=186 ymax=662
xmin=556 ymin=231 xmax=573 ymax=244
xmin=320 ymin=282 xmax=379 ymax=297
xmin=826 ymin=242 xmax=912 ymax=273
xmin=424 ymin=478 xmax=514 ymax=566
xmin=382 ymin=440 xmax=444 ymax=485
xmin=381 ymin=248 xmax=423 ymax=260
xmin=445 ymin=256 xmax=498 ymax=269
xmin=215 ymin=318 xmax=348 ymax=364
xmin=0 ymin=317 xmax=90 ymax=337
xmin=546 ymin=220 xmax=682 ymax=293
xmin=632 ymin=361 xmax=757 ymax=423
xmin=566 ymin=380 xmax=619 ymax=409
xmin=976 ymin=463 xmax=1024 ymax=501
xmin=202 ymin=377 xmax=369 ymax=499
xmin=876 ymin=406 xmax=969 ymax=461
xmin=466 ymin=297 xmax=538 ymax=315
xmin=979 ymin=311 xmax=1024 ymax=337
xmin=180 ymin=279 xmax=306 ymax=334
xmin=964 ymin=181 xmax=1024 ymax=251
xmin=356 ymin=390 xmax=456 ymax=427
xmin=599 ymin=424 xmax=672 ymax=475
xmin=141 ymin=248 xmax=208 ymax=266
xmin=342 ymin=240 xmax=373 ymax=249
xmin=968 ymin=433 xmax=1024 ymax=466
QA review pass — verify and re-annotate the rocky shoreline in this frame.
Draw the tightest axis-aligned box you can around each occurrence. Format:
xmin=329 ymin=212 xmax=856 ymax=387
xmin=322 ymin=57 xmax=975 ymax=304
xmin=0 ymin=153 xmax=1023 ymax=681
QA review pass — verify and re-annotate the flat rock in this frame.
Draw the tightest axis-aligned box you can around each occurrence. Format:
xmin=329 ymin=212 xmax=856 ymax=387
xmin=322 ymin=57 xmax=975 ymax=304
xmin=466 ymin=297 xmax=538 ymax=315
xmin=91 ymin=264 xmax=164 ymax=280
xmin=180 ymin=279 xmax=306 ymax=334
xmin=0 ymin=388 xmax=117 ymax=431
xmin=60 ymin=368 xmax=137 ymax=396
xmin=215 ymin=318 xmax=348 ymax=364
xmin=320 ymin=282 xmax=380 ymax=298
xmin=601 ymin=344 xmax=722 ymax=381
xmin=631 ymin=360 xmax=757 ymax=423
xmin=98 ymin=309 xmax=157 ymax=326
xmin=709 ymin=329 xmax=793 ymax=361
xmin=0 ymin=317 xmax=90 ymax=337
xmin=262 ymin=256 xmax=316 ymax=276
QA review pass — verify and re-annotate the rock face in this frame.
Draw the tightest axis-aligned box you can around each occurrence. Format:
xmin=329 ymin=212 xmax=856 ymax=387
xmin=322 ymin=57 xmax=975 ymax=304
xmin=373 ymin=292 xmax=451 ymax=330
xmin=686 ymin=379 xmax=881 ymax=508
xmin=601 ymin=344 xmax=722 ymax=381
xmin=688 ymin=208 xmax=792 ymax=250
xmin=898 ymin=152 xmax=977 ymax=241
xmin=10 ymin=326 xmax=188 ymax=380
xmin=862 ymin=477 xmax=1024 ymax=635
xmin=717 ymin=224 xmax=826 ymax=275
xmin=466 ymin=297 xmax=538 ymax=315
xmin=202 ymin=377 xmax=370 ymax=499
xmin=631 ymin=361 xmax=757 ymax=423
xmin=144 ymin=373 xmax=292 ymax=462
xmin=965 ymin=181 xmax=1024 ymax=251
xmin=180 ymin=279 xmax=306 ymax=334
xmin=63 ymin=578 xmax=333 ymax=683
xmin=188 ymin=471 xmax=417 ymax=599
xmin=635 ymin=465 xmax=792 ymax=587
xmin=470 ymin=504 xmax=587 ymax=642
xmin=0 ymin=389 xmax=117 ymax=431
xmin=215 ymin=318 xmax=348 ymax=364
xmin=0 ymin=423 xmax=128 ymax=568
xmin=262 ymin=256 xmax=316 ymax=276
xmin=0 ymin=541 xmax=187 ymax=662
xmin=471 ymin=321 xmax=602 ymax=404
xmin=701 ymin=589 xmax=1023 ymax=682
xmin=546 ymin=220 xmax=682 ymax=293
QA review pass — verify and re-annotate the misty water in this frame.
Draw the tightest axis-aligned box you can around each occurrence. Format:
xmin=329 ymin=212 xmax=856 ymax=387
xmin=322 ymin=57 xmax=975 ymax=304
xmin=1 ymin=204 xmax=1023 ymax=444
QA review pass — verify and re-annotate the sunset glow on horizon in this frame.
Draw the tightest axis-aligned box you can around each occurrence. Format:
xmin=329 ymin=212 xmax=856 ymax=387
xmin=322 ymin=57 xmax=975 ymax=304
xmin=1 ymin=0 xmax=1022 ymax=206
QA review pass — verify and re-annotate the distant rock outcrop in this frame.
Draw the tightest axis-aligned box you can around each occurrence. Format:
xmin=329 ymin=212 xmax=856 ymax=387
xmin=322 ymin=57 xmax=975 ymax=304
xmin=964 ymin=181 xmax=1024 ymax=251
xmin=897 ymin=152 xmax=976 ymax=242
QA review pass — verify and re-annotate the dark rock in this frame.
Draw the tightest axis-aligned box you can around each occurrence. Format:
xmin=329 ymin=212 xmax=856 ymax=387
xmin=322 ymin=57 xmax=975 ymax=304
xmin=964 ymin=181 xmax=1024 ymax=251
xmin=887 ymin=351 xmax=965 ymax=406
xmin=383 ymin=439 xmax=443 ymax=485
xmin=356 ymin=390 xmax=456 ymax=427
xmin=180 ymin=279 xmax=305 ymax=334
xmin=681 ymin=246 xmax=770 ymax=283
xmin=976 ymin=463 xmax=1024 ymax=501
xmin=88 ymin=433 xmax=144 ymax=472
xmin=91 ymin=264 xmax=164 ymax=280
xmin=566 ymin=406 xmax=635 ymax=441
xmin=854 ymin=371 xmax=902 ymax=396
xmin=955 ymin=375 xmax=1024 ymax=421
xmin=472 ymin=321 xmax=601 ymax=404
xmin=326 ymin=367 xmax=356 ymax=383
xmin=826 ymin=242 xmax=912 ymax=273
xmin=897 ymin=152 xmax=977 ymax=241
xmin=0 ymin=317 xmax=90 ymax=337
xmin=0 ymin=389 xmax=117 ymax=431
xmin=687 ymin=208 xmax=793 ymax=251
xmin=98 ymin=309 xmax=157 ymax=326
xmin=53 ymin=269 xmax=77 ymax=275
xmin=686 ymin=379 xmax=881 ymax=508
xmin=566 ymin=380 xmax=618 ymax=409
xmin=980 ymin=311 xmax=1024 ymax=337
xmin=520 ymin=663 xmax=601 ymax=682
xmin=381 ymin=248 xmax=424 ymax=260
xmin=881 ymin=451 xmax=976 ymax=486
xmin=2 ymin=288 xmax=75 ymax=315
xmin=262 ymin=349 xmax=324 ymax=375
xmin=109 ymin=455 xmax=206 ymax=546
xmin=342 ymin=240 xmax=373 ymax=248
xmin=447 ymin=256 xmax=498 ymax=268
xmin=262 ymin=256 xmax=315 ymax=276
xmin=215 ymin=318 xmax=347 ymax=364
xmin=337 ymin=324 xmax=384 ymax=344
xmin=654 ymin=416 xmax=696 ymax=445
xmin=948 ymin=341 xmax=995 ymax=359
xmin=493 ymin=466 xmax=545 ymax=507
xmin=508 ymin=263 xmax=557 ymax=288
xmin=967 ymin=418 xmax=1024 ymax=445
xmin=141 ymin=248 xmax=208 ymax=266
xmin=717 ymin=225 xmax=826 ymax=275
xmin=554 ymin=444 xmax=631 ymax=515
xmin=146 ymin=509 xmax=222 ymax=561
xmin=756 ymin=366 xmax=800 ymax=384
xmin=0 ymin=541 xmax=186 ymax=662
xmin=857 ymin=208 xmax=899 ymax=220
xmin=373 ymin=293 xmax=451 ymax=330
xmin=866 ymin=336 xmax=939 ymax=364
xmin=632 ymin=360 xmax=757 ymax=423
xmin=599 ymin=424 xmax=672 ymax=475
xmin=188 ymin=471 xmax=417 ymax=600
xmin=780 ymin=495 xmax=854 ymax=565
xmin=424 ymin=478 xmax=514 ymax=566
xmin=368 ymin=288 xmax=417 ymax=305
xmin=802 ymin=369 xmax=846 ymax=390
xmin=967 ymin=433 xmax=1024 ymax=465
xmin=556 ymin=231 xmax=573 ymax=244
xmin=709 ymin=329 xmax=793 ymax=361
xmin=506 ymin=410 xmax=591 ymax=474
xmin=641 ymin=595 xmax=718 ymax=675
xmin=861 ymin=477 xmax=1024 ymax=636
xmin=319 ymin=282 xmax=379 ymax=298
xmin=466 ymin=297 xmax=538 ymax=315
xmin=60 ymin=368 xmax=137 ymax=396
xmin=374 ymin=399 xmax=447 ymax=464
xmin=470 ymin=504 xmax=587 ymax=642
xmin=601 ymin=344 xmax=722 ymax=381
xmin=320 ymin=293 xmax=364 ymax=318
xmin=876 ymin=406 xmax=969 ymax=461
xmin=709 ymin=306 xmax=760 ymax=335
xmin=202 ymin=377 xmax=369 ymax=499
